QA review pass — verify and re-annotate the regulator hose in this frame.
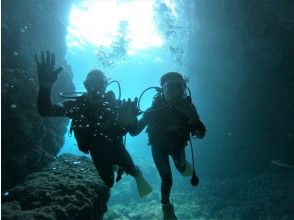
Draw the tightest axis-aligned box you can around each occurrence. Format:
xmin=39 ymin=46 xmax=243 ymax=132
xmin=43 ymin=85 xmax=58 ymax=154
xmin=137 ymin=86 xmax=166 ymax=113
xmin=189 ymin=137 xmax=199 ymax=186
xmin=137 ymin=86 xmax=192 ymax=113
xmin=59 ymin=80 xmax=122 ymax=100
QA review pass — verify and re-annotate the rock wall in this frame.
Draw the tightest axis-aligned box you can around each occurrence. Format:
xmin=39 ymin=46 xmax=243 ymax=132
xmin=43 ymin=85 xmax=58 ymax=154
xmin=187 ymin=0 xmax=294 ymax=178
xmin=2 ymin=0 xmax=75 ymax=190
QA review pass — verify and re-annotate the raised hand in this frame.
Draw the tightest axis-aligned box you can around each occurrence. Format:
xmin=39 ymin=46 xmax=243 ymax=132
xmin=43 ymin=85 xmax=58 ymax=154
xmin=118 ymin=97 xmax=140 ymax=129
xmin=34 ymin=50 xmax=63 ymax=88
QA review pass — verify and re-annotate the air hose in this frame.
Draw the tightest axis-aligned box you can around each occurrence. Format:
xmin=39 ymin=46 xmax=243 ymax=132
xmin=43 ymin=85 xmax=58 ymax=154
xmin=107 ymin=80 xmax=121 ymax=100
xmin=59 ymin=92 xmax=85 ymax=99
xmin=137 ymin=86 xmax=169 ymax=113
xmin=137 ymin=86 xmax=192 ymax=113
xmin=59 ymin=80 xmax=122 ymax=100
xmin=189 ymin=137 xmax=199 ymax=186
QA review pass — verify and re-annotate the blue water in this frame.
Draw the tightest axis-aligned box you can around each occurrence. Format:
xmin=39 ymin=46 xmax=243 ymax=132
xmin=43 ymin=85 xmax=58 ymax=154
xmin=58 ymin=0 xmax=194 ymax=162
xmin=56 ymin=3 xmax=212 ymax=217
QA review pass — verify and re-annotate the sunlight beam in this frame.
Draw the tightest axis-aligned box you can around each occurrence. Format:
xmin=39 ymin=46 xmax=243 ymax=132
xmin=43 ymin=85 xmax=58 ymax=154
xmin=67 ymin=0 xmax=164 ymax=54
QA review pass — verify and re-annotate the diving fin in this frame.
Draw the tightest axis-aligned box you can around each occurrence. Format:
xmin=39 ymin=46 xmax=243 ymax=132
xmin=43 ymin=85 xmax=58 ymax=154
xmin=135 ymin=174 xmax=152 ymax=197
xmin=181 ymin=161 xmax=193 ymax=177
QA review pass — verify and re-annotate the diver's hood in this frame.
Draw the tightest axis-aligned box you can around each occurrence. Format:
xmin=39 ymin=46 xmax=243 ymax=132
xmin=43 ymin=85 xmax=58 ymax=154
xmin=162 ymin=80 xmax=186 ymax=102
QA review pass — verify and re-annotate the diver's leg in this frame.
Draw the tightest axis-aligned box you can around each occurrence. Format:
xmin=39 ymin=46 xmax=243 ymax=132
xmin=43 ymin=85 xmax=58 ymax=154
xmin=151 ymin=144 xmax=172 ymax=205
xmin=171 ymin=148 xmax=186 ymax=173
xmin=114 ymin=146 xmax=152 ymax=197
xmin=90 ymin=150 xmax=114 ymax=188
xmin=114 ymin=146 xmax=139 ymax=177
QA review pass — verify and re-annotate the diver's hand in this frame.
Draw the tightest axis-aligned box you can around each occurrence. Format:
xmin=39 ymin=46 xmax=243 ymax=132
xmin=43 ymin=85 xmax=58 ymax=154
xmin=191 ymin=120 xmax=206 ymax=139
xmin=35 ymin=50 xmax=63 ymax=88
xmin=118 ymin=98 xmax=139 ymax=129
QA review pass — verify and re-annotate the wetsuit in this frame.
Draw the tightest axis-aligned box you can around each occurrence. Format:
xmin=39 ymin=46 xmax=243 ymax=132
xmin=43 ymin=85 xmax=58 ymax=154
xmin=38 ymin=87 xmax=139 ymax=188
xmin=135 ymin=94 xmax=206 ymax=204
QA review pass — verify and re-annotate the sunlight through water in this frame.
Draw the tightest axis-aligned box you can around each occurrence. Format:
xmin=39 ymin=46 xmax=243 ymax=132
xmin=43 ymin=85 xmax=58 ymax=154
xmin=60 ymin=0 xmax=194 ymax=157
xmin=66 ymin=0 xmax=164 ymax=54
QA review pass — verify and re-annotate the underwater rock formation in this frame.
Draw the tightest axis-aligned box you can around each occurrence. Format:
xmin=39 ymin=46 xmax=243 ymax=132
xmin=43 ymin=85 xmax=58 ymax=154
xmin=2 ymin=154 xmax=110 ymax=220
xmin=104 ymin=172 xmax=294 ymax=219
xmin=187 ymin=0 xmax=294 ymax=179
xmin=2 ymin=0 xmax=75 ymax=190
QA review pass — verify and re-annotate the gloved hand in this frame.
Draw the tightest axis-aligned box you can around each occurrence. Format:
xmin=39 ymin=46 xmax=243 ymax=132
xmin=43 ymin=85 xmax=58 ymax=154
xmin=191 ymin=120 xmax=206 ymax=139
xmin=118 ymin=97 xmax=140 ymax=129
xmin=34 ymin=50 xmax=63 ymax=88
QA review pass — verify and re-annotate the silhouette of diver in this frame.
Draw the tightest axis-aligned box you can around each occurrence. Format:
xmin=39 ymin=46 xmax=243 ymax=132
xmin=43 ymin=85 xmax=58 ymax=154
xmin=130 ymin=72 xmax=206 ymax=218
xmin=35 ymin=50 xmax=152 ymax=196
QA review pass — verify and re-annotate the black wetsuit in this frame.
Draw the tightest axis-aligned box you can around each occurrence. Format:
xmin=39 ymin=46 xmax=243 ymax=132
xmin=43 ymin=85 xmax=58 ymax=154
xmin=38 ymin=87 xmax=138 ymax=188
xmin=141 ymin=94 xmax=206 ymax=204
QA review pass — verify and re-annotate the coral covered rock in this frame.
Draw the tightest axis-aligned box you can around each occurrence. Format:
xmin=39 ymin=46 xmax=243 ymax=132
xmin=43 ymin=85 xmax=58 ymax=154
xmin=2 ymin=154 xmax=110 ymax=220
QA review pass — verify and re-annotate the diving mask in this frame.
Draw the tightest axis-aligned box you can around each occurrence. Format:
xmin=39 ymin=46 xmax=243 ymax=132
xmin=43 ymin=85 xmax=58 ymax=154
xmin=163 ymin=80 xmax=186 ymax=103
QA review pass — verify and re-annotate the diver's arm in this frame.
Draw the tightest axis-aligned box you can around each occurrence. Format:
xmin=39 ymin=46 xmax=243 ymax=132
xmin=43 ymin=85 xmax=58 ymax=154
xmin=173 ymin=100 xmax=206 ymax=138
xmin=37 ymin=87 xmax=74 ymax=117
xmin=129 ymin=117 xmax=147 ymax=136
xmin=189 ymin=103 xmax=206 ymax=139
xmin=38 ymin=87 xmax=53 ymax=116
xmin=35 ymin=50 xmax=74 ymax=117
xmin=190 ymin=119 xmax=206 ymax=139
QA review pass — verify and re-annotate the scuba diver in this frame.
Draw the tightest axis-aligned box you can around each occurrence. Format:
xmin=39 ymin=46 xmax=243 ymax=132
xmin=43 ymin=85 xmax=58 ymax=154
xmin=35 ymin=50 xmax=152 ymax=197
xmin=130 ymin=72 xmax=206 ymax=218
